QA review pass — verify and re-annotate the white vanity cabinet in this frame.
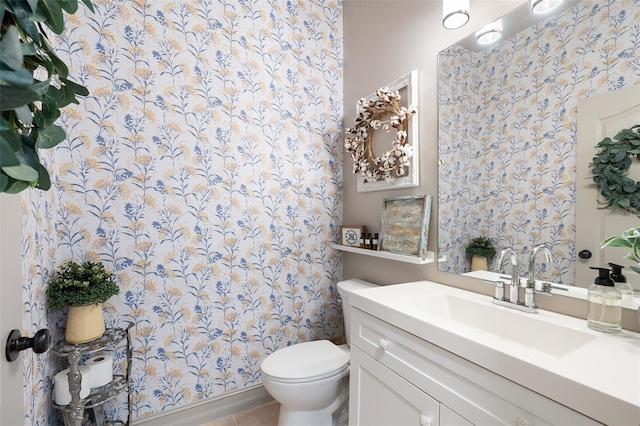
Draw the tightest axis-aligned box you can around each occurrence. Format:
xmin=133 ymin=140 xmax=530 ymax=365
xmin=349 ymin=308 xmax=600 ymax=426
xmin=352 ymin=347 xmax=439 ymax=426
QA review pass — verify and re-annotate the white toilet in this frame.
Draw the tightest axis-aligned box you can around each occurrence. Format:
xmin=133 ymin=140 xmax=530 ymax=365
xmin=260 ymin=279 xmax=376 ymax=426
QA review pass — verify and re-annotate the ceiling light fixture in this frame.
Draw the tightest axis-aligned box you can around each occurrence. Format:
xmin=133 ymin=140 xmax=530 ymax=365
xmin=531 ymin=0 xmax=564 ymax=13
xmin=476 ymin=20 xmax=503 ymax=45
xmin=443 ymin=0 xmax=470 ymax=30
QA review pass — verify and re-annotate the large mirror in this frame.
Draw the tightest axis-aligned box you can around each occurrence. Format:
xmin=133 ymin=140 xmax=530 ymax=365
xmin=437 ymin=0 xmax=640 ymax=294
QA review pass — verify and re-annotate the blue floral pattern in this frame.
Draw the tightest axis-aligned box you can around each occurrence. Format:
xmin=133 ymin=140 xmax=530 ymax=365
xmin=21 ymin=0 xmax=343 ymax=423
xmin=439 ymin=0 xmax=640 ymax=284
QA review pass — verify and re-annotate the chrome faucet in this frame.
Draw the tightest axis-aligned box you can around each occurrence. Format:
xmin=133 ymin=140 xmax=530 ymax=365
xmin=522 ymin=244 xmax=554 ymax=310
xmin=497 ymin=248 xmax=520 ymax=304
xmin=493 ymin=248 xmax=538 ymax=313
xmin=527 ymin=244 xmax=553 ymax=289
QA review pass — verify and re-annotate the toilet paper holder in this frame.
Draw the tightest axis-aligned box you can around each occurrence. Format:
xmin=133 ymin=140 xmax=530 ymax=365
xmin=51 ymin=322 xmax=134 ymax=425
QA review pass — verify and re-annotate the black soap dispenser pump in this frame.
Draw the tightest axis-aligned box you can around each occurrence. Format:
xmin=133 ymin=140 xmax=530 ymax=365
xmin=608 ymin=262 xmax=634 ymax=301
xmin=587 ymin=267 xmax=621 ymax=333
xmin=608 ymin=262 xmax=626 ymax=282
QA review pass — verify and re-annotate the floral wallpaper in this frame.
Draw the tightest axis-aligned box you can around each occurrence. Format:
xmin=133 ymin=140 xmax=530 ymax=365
xmin=21 ymin=0 xmax=343 ymax=423
xmin=439 ymin=0 xmax=640 ymax=284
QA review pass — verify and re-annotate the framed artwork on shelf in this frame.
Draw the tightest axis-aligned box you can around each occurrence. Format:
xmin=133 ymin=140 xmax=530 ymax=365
xmin=345 ymin=70 xmax=419 ymax=193
xmin=379 ymin=195 xmax=432 ymax=260
xmin=339 ymin=225 xmax=365 ymax=247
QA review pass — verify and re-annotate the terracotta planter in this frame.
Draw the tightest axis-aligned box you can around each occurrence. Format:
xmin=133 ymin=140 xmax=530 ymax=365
xmin=65 ymin=303 xmax=106 ymax=344
xmin=470 ymin=255 xmax=488 ymax=272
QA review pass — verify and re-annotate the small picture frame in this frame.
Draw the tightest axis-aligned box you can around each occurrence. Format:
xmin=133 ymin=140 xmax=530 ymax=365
xmin=339 ymin=225 xmax=365 ymax=247
xmin=379 ymin=195 xmax=432 ymax=259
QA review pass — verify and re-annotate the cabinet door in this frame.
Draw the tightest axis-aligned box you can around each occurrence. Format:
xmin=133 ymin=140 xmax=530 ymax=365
xmin=351 ymin=308 xmax=601 ymax=426
xmin=350 ymin=347 xmax=438 ymax=426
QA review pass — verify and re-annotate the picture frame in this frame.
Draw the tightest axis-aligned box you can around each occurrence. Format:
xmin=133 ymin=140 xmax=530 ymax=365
xmin=339 ymin=225 xmax=365 ymax=247
xmin=357 ymin=70 xmax=419 ymax=193
xmin=379 ymin=195 xmax=432 ymax=259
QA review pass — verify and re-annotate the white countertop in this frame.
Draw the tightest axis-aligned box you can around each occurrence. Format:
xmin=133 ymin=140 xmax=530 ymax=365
xmin=349 ymin=280 xmax=640 ymax=426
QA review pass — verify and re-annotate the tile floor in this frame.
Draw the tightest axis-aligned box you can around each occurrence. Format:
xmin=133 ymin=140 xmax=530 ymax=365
xmin=201 ymin=401 xmax=280 ymax=426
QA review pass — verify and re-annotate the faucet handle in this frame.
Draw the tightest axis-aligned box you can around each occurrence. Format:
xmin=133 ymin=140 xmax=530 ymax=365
xmin=494 ymin=280 xmax=505 ymax=301
xmin=534 ymin=282 xmax=554 ymax=296
xmin=524 ymin=287 xmax=537 ymax=310
xmin=540 ymin=282 xmax=552 ymax=293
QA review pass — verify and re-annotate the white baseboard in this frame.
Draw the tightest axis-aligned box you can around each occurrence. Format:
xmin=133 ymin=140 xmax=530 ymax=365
xmin=133 ymin=384 xmax=274 ymax=426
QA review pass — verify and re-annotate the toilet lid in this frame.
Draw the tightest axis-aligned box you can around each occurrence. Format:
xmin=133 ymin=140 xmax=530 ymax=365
xmin=260 ymin=340 xmax=349 ymax=381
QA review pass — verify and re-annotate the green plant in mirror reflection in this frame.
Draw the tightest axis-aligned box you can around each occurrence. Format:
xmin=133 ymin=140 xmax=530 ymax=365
xmin=601 ymin=228 xmax=640 ymax=275
xmin=590 ymin=125 xmax=640 ymax=214
xmin=466 ymin=236 xmax=496 ymax=259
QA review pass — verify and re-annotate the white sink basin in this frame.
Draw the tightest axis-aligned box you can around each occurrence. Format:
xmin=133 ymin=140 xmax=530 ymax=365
xmin=403 ymin=293 xmax=597 ymax=356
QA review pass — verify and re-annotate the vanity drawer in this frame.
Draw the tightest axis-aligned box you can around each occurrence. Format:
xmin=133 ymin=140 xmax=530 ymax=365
xmin=351 ymin=308 xmax=600 ymax=426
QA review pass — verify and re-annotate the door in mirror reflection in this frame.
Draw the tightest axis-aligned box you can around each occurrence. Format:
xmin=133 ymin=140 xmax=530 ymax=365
xmin=576 ymin=84 xmax=640 ymax=293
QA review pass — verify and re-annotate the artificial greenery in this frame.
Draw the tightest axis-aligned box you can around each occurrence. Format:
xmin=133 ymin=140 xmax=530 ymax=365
xmin=601 ymin=228 xmax=640 ymax=275
xmin=46 ymin=260 xmax=119 ymax=311
xmin=465 ymin=236 xmax=496 ymax=258
xmin=0 ymin=0 xmax=94 ymax=194
xmin=589 ymin=125 xmax=640 ymax=214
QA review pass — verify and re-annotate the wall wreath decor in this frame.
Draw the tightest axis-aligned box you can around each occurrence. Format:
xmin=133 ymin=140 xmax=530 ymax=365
xmin=345 ymin=71 xmax=419 ymax=192
xmin=590 ymin=124 xmax=640 ymax=214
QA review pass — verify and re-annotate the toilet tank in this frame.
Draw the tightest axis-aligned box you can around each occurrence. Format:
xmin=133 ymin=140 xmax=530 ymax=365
xmin=337 ymin=279 xmax=377 ymax=345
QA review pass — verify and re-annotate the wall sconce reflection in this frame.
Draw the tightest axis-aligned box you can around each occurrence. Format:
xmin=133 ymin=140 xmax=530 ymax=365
xmin=476 ymin=19 xmax=502 ymax=45
xmin=531 ymin=0 xmax=564 ymax=14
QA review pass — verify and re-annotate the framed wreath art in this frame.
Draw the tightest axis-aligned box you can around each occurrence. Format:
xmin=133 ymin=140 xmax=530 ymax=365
xmin=590 ymin=124 xmax=640 ymax=214
xmin=345 ymin=71 xmax=419 ymax=192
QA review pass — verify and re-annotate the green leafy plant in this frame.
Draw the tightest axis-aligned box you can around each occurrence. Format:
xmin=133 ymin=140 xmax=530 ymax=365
xmin=46 ymin=260 xmax=120 ymax=311
xmin=466 ymin=236 xmax=496 ymax=258
xmin=1 ymin=0 xmax=94 ymax=193
xmin=601 ymin=228 xmax=640 ymax=275
xmin=589 ymin=125 xmax=640 ymax=214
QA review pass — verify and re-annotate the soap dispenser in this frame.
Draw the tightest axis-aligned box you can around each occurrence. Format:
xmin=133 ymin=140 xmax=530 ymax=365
xmin=587 ymin=267 xmax=621 ymax=333
xmin=608 ymin=262 xmax=634 ymax=304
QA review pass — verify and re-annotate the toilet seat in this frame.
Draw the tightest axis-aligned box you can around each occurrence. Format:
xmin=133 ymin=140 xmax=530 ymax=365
xmin=261 ymin=340 xmax=349 ymax=383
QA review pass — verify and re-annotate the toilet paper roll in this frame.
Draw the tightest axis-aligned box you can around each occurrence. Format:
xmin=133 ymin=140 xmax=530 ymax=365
xmin=54 ymin=365 xmax=91 ymax=406
xmin=85 ymin=353 xmax=114 ymax=388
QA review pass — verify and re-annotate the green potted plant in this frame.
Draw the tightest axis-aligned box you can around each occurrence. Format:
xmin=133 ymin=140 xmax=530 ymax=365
xmin=46 ymin=260 xmax=119 ymax=344
xmin=601 ymin=228 xmax=640 ymax=274
xmin=1 ymin=0 xmax=94 ymax=194
xmin=466 ymin=236 xmax=496 ymax=271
